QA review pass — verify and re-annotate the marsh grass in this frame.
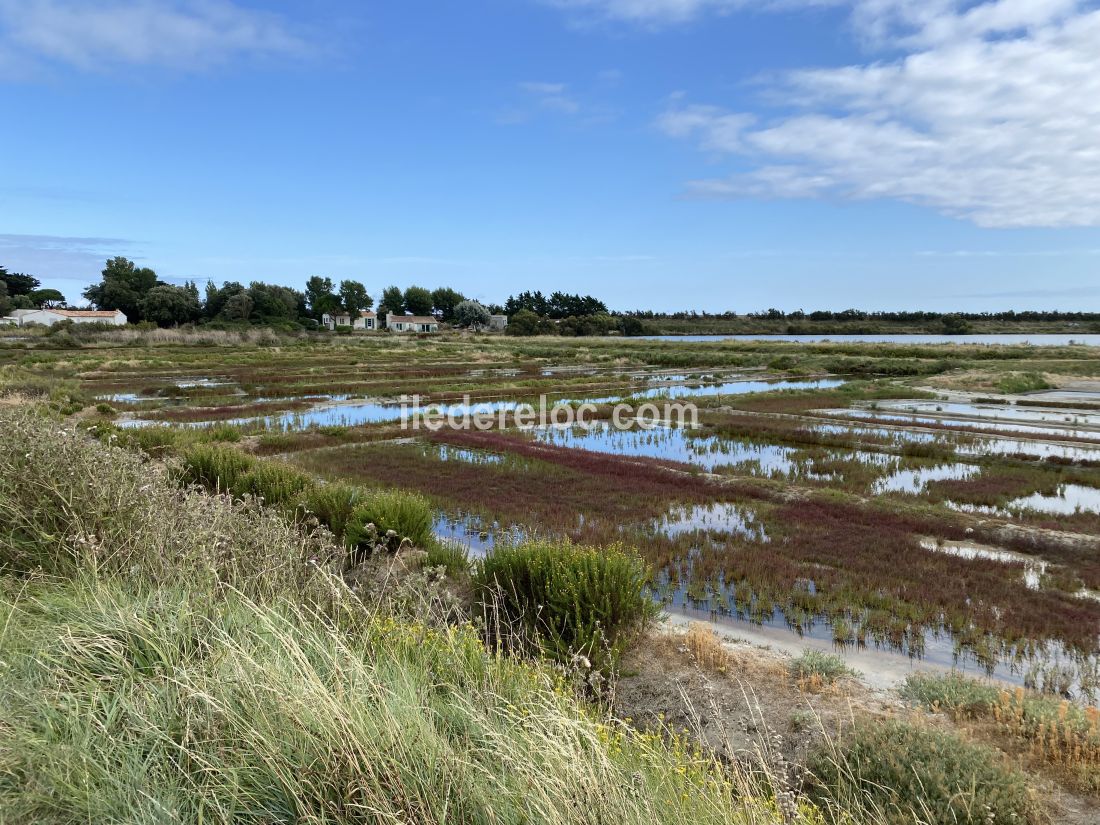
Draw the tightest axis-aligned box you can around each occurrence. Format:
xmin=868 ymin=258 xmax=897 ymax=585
xmin=904 ymin=673 xmax=1100 ymax=794
xmin=809 ymin=719 xmax=1041 ymax=825
xmin=474 ymin=539 xmax=660 ymax=677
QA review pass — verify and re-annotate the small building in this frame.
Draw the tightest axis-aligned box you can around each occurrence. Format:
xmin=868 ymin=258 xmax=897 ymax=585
xmin=386 ymin=313 xmax=438 ymax=333
xmin=323 ymin=310 xmax=378 ymax=331
xmin=5 ymin=308 xmax=127 ymax=327
xmin=489 ymin=314 xmax=508 ymax=331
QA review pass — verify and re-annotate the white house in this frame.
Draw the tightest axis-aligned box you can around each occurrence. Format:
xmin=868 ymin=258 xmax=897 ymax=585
xmin=322 ymin=310 xmax=378 ymax=331
xmin=386 ymin=313 xmax=438 ymax=333
xmin=4 ymin=308 xmax=127 ymax=327
xmin=489 ymin=314 xmax=508 ymax=331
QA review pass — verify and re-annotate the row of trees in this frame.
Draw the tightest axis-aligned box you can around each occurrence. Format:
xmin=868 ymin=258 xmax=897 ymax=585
xmin=0 ymin=267 xmax=67 ymax=316
xmin=10 ymin=259 xmax=617 ymax=335
xmin=74 ymin=259 xmax=507 ymax=329
xmin=504 ymin=291 xmax=608 ymax=319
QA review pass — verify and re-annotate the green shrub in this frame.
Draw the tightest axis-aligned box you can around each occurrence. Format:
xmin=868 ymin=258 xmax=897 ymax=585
xmin=997 ymin=372 xmax=1051 ymax=394
xmin=208 ymin=424 xmax=242 ymax=442
xmin=790 ymin=650 xmax=854 ymax=685
xmin=121 ymin=425 xmax=187 ymax=456
xmin=299 ymin=482 xmax=364 ymax=540
xmin=346 ymin=489 xmax=434 ymax=549
xmin=426 ymin=540 xmax=471 ymax=576
xmin=473 ymin=539 xmax=658 ymax=677
xmin=901 ymin=672 xmax=1000 ymax=718
xmin=180 ymin=444 xmax=256 ymax=492
xmin=809 ymin=719 xmax=1038 ymax=825
xmin=232 ymin=461 xmax=315 ymax=505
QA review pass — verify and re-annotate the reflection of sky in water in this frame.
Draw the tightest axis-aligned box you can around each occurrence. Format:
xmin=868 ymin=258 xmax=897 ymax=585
xmin=531 ymin=421 xmax=891 ymax=481
xmin=831 ymin=409 xmax=1100 ymax=442
xmin=874 ymin=463 xmax=980 ymax=494
xmin=950 ymin=483 xmax=1100 ymax=517
xmin=639 ymin=333 xmax=1100 ymax=346
xmin=919 ymin=538 xmax=1046 ymax=589
xmin=121 ymin=377 xmax=844 ymax=430
xmin=877 ymin=400 xmax=1100 ymax=428
xmin=655 ymin=503 xmax=769 ymax=542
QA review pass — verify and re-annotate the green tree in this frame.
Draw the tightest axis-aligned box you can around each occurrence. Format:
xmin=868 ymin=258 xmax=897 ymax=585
xmin=0 ymin=267 xmax=41 ymax=297
xmin=82 ymin=257 xmax=159 ymax=322
xmin=203 ymin=281 xmax=246 ymax=320
xmin=247 ymin=282 xmax=304 ymax=321
xmin=403 ymin=285 xmax=433 ymax=316
xmin=505 ymin=308 xmax=541 ymax=336
xmin=381 ymin=285 xmax=404 ymax=314
xmin=140 ymin=284 xmax=202 ymax=327
xmin=430 ymin=287 xmax=464 ymax=322
xmin=338 ymin=280 xmax=372 ymax=316
xmin=304 ymin=276 xmax=339 ymax=320
xmin=29 ymin=288 xmax=66 ymax=308
xmin=0 ymin=281 xmax=11 ymax=317
xmin=453 ymin=299 xmax=491 ymax=330
xmin=941 ymin=314 xmax=972 ymax=335
xmin=220 ymin=291 xmax=254 ymax=321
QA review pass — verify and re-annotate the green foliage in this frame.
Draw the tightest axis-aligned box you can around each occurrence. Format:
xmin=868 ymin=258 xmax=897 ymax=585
xmin=380 ymin=285 xmax=405 ymax=317
xmin=404 ymin=285 xmax=434 ymax=316
xmin=139 ymin=283 xmax=201 ymax=326
xmin=335 ymin=324 xmax=353 ymax=335
xmin=338 ymin=279 xmax=372 ymax=315
xmin=300 ymin=482 xmax=365 ymax=539
xmin=431 ymin=286 xmax=465 ymax=322
xmin=0 ymin=583 xmax=755 ymax=825
xmin=426 ymin=540 xmax=471 ymax=576
xmin=940 ymin=314 xmax=973 ymax=335
xmin=304 ymin=275 xmax=339 ymax=320
xmin=996 ymin=371 xmax=1052 ymax=394
xmin=346 ymin=489 xmax=434 ymax=548
xmin=789 ymin=650 xmax=854 ymax=684
xmin=28 ymin=287 xmax=66 ymax=307
xmin=507 ymin=307 xmax=542 ymax=336
xmin=232 ymin=460 xmax=315 ymax=504
xmin=809 ymin=720 xmax=1037 ymax=825
xmin=82 ymin=256 xmax=158 ymax=322
xmin=473 ymin=539 xmax=658 ymax=676
xmin=180 ymin=443 xmax=257 ymax=491
xmin=453 ymin=299 xmax=491 ymax=329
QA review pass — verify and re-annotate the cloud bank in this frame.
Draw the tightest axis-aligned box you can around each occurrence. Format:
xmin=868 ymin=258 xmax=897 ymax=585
xmin=0 ymin=0 xmax=306 ymax=73
xmin=571 ymin=0 xmax=1100 ymax=228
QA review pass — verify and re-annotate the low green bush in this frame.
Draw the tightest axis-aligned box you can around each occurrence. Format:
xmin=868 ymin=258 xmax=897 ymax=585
xmin=426 ymin=540 xmax=471 ymax=576
xmin=473 ymin=539 xmax=658 ymax=677
xmin=346 ymin=489 xmax=434 ymax=549
xmin=232 ymin=461 xmax=315 ymax=504
xmin=180 ymin=443 xmax=256 ymax=492
xmin=997 ymin=371 xmax=1051 ymax=394
xmin=300 ymin=482 xmax=365 ymax=540
xmin=809 ymin=719 xmax=1038 ymax=825
xmin=790 ymin=650 xmax=854 ymax=685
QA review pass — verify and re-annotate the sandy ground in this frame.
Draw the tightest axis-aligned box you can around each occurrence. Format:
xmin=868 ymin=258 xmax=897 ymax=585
xmin=619 ymin=619 xmax=1100 ymax=825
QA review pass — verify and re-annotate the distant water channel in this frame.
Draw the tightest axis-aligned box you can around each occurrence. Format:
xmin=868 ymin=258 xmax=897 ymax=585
xmin=641 ymin=334 xmax=1100 ymax=346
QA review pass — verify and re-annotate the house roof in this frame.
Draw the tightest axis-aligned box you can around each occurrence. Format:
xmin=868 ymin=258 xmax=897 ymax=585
xmin=359 ymin=310 xmax=377 ymax=317
xmin=54 ymin=309 xmax=123 ymax=318
xmin=390 ymin=315 xmax=437 ymax=324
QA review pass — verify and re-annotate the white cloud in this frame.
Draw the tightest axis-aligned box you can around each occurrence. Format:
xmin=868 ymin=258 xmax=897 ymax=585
xmin=654 ymin=1 xmax=1100 ymax=227
xmin=519 ymin=80 xmax=581 ymax=114
xmin=0 ymin=0 xmax=306 ymax=73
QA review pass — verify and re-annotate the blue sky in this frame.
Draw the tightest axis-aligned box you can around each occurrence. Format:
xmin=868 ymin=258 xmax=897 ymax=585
xmin=3 ymin=0 xmax=1100 ymax=312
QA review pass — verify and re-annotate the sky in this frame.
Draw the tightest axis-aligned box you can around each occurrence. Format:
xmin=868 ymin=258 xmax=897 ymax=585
xmin=3 ymin=0 xmax=1100 ymax=313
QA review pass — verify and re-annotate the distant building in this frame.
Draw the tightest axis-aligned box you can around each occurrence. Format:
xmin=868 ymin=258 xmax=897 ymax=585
xmin=323 ymin=310 xmax=378 ymax=331
xmin=3 ymin=308 xmax=127 ymax=327
xmin=386 ymin=313 xmax=438 ymax=333
xmin=489 ymin=314 xmax=508 ymax=331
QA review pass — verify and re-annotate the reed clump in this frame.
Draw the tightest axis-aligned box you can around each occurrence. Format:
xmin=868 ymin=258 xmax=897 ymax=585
xmin=474 ymin=539 xmax=659 ymax=678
